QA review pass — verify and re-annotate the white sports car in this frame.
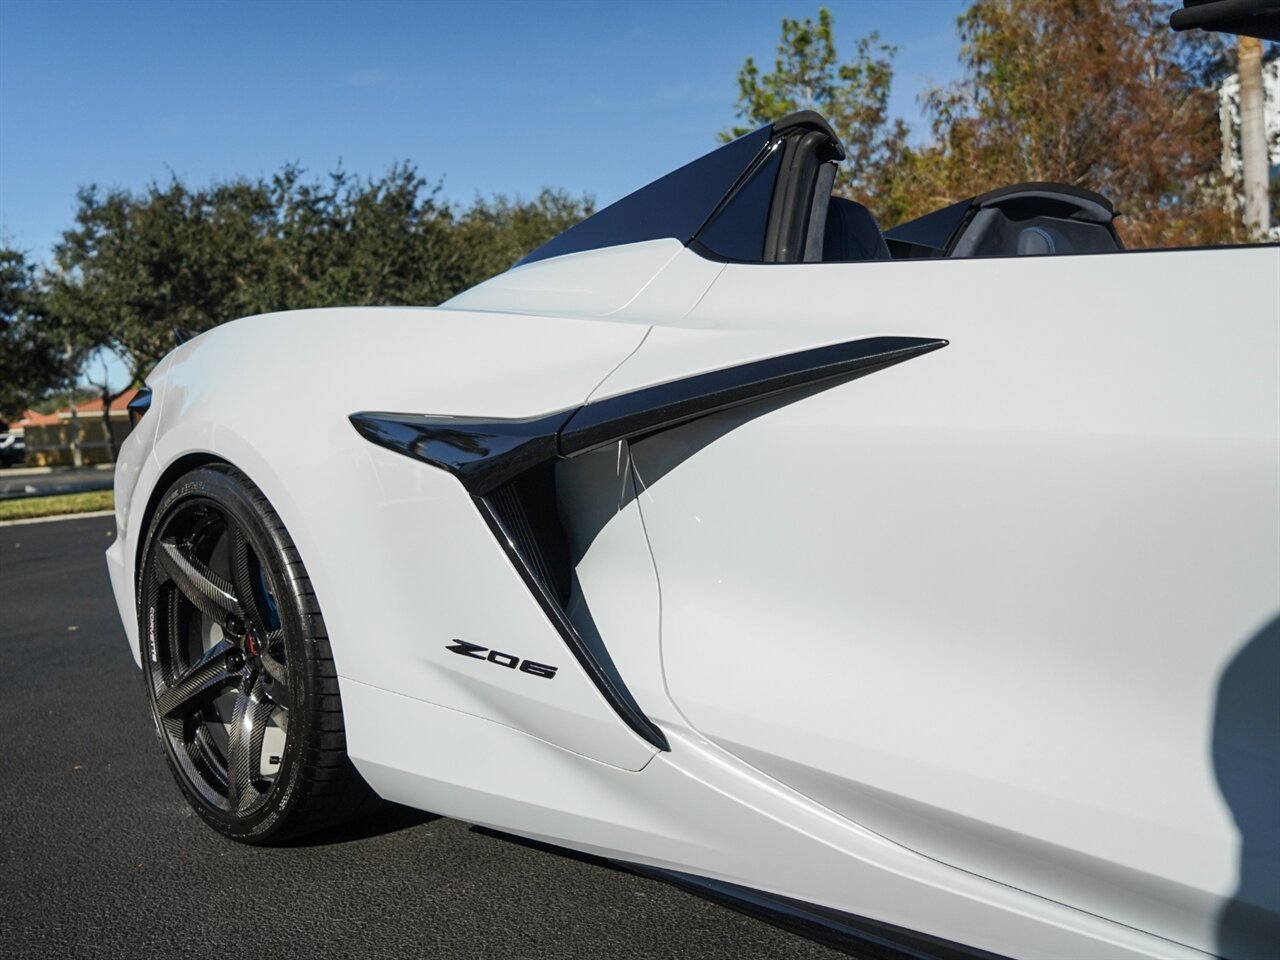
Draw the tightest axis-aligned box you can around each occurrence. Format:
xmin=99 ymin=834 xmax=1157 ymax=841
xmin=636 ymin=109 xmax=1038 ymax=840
xmin=108 ymin=53 xmax=1277 ymax=960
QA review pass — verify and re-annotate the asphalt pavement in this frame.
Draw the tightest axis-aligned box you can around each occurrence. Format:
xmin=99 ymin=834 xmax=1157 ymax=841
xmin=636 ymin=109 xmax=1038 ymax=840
xmin=1 ymin=515 xmax=848 ymax=960
xmin=0 ymin=464 xmax=115 ymax=500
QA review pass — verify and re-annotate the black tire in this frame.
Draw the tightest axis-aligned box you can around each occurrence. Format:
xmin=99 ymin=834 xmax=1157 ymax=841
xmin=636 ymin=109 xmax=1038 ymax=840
xmin=138 ymin=463 xmax=377 ymax=843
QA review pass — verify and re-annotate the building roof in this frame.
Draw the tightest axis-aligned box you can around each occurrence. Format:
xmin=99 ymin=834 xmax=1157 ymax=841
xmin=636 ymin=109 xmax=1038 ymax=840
xmin=71 ymin=387 xmax=142 ymax=415
xmin=13 ymin=409 xmax=60 ymax=427
xmin=12 ymin=387 xmax=142 ymax=429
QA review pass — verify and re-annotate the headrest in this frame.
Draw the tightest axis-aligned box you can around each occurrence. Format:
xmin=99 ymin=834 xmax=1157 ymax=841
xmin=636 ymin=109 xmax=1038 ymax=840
xmin=824 ymin=197 xmax=891 ymax=262
xmin=1016 ymin=225 xmax=1072 ymax=255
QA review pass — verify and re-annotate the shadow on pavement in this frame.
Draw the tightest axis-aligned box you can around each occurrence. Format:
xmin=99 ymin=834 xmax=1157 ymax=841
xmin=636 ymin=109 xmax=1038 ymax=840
xmin=288 ymin=801 xmax=441 ymax=847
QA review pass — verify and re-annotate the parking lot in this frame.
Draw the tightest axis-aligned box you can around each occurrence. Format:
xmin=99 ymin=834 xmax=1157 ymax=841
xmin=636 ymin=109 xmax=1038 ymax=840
xmin=1 ymin=515 xmax=847 ymax=959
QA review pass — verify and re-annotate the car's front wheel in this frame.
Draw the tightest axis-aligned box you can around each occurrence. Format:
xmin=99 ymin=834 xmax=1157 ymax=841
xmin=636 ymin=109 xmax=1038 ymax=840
xmin=138 ymin=464 xmax=375 ymax=843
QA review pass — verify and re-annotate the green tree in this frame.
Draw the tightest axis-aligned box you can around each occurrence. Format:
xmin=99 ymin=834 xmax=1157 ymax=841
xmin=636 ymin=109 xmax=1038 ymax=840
xmin=46 ymin=176 xmax=282 ymax=455
xmin=263 ymin=163 xmax=466 ymax=309
xmin=453 ymin=189 xmax=594 ymax=289
xmin=48 ymin=176 xmax=278 ymax=402
xmin=44 ymin=164 xmax=593 ymax=434
xmin=723 ymin=8 xmax=908 ymax=208
xmin=0 ymin=248 xmax=66 ymax=423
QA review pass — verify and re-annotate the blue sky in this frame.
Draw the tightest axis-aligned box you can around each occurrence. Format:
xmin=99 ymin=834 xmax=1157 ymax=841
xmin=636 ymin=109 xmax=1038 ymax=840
xmin=0 ymin=0 xmax=965 ymax=264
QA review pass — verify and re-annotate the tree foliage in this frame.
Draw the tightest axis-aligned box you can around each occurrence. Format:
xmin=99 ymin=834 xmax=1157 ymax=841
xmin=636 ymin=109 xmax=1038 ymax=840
xmin=0 ymin=248 xmax=67 ymax=422
xmin=722 ymin=8 xmax=908 ymax=207
xmin=39 ymin=167 xmax=592 ymax=405
xmin=729 ymin=2 xmax=1242 ymax=246
xmin=909 ymin=0 xmax=1239 ymax=245
xmin=455 ymin=190 xmax=595 ymax=284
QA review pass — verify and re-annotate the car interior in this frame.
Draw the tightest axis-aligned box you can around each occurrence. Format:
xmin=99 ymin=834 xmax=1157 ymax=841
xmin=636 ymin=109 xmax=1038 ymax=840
xmin=693 ymin=112 xmax=1123 ymax=264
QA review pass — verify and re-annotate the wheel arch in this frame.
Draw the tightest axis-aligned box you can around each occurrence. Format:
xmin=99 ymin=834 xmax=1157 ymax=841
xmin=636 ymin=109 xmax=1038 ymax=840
xmin=133 ymin=451 xmax=229 ymax=591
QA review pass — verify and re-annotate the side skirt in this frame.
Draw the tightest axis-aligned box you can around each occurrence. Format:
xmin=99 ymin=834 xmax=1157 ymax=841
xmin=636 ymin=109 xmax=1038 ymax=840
xmin=625 ymin=866 xmax=1013 ymax=960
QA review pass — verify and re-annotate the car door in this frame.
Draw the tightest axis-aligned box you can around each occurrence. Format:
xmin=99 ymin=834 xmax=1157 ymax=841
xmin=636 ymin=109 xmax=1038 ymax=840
xmin=616 ymin=242 xmax=1279 ymax=958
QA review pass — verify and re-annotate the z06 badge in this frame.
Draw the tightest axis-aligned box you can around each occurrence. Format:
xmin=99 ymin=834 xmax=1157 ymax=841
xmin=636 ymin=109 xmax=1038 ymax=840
xmin=446 ymin=639 xmax=559 ymax=679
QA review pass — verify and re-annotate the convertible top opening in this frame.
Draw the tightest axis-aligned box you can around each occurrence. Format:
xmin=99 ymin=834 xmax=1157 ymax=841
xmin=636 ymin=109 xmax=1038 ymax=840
xmin=518 ymin=112 xmax=1132 ymax=269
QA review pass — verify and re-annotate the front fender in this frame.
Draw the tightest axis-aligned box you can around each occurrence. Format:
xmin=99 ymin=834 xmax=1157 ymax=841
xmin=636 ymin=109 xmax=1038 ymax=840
xmin=139 ymin=305 xmax=657 ymax=770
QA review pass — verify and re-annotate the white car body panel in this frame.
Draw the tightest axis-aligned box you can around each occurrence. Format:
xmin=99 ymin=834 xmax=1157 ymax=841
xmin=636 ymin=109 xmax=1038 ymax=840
xmin=111 ymin=307 xmax=657 ymax=768
xmin=107 ymin=113 xmax=1279 ymax=960
xmin=611 ymin=246 xmax=1278 ymax=954
xmin=344 ymin=680 xmax=1211 ymax=960
xmin=444 ymin=239 xmax=685 ymax=318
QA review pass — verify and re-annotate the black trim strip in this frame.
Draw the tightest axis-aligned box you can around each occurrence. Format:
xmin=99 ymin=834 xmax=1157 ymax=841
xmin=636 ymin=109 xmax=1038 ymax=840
xmin=559 ymin=336 xmax=947 ymax=456
xmin=350 ymin=335 xmax=948 ymax=753
xmin=1170 ymin=0 xmax=1280 ymax=40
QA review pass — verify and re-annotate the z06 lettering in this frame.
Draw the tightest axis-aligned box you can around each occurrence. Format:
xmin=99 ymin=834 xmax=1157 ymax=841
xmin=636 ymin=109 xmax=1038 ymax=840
xmin=446 ymin=640 xmax=558 ymax=679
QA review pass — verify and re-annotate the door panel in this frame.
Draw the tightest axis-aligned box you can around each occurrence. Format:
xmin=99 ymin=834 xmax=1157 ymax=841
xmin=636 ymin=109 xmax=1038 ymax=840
xmin=625 ymin=248 xmax=1280 ymax=956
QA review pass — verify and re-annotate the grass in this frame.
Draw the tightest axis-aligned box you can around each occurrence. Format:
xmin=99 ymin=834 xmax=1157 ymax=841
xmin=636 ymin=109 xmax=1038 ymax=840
xmin=0 ymin=489 xmax=114 ymax=521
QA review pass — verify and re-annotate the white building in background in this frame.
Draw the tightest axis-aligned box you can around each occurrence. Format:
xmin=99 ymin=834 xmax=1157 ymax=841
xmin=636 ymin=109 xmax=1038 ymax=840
xmin=1219 ymin=58 xmax=1279 ymax=239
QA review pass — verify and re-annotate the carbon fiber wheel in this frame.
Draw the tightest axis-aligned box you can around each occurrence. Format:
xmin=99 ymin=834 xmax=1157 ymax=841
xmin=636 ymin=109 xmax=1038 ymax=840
xmin=139 ymin=464 xmax=376 ymax=843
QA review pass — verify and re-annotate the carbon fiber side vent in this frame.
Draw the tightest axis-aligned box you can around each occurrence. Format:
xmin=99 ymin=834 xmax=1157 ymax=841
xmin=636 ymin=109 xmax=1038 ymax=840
xmin=486 ymin=466 xmax=571 ymax=607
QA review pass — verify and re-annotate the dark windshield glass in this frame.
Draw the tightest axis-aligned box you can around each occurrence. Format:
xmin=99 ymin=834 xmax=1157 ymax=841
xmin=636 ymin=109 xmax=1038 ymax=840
xmin=516 ymin=126 xmax=770 ymax=266
xmin=695 ymin=144 xmax=783 ymax=262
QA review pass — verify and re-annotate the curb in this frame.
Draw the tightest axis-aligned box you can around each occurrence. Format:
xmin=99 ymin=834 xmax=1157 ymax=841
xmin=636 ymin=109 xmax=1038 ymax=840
xmin=0 ymin=479 xmax=118 ymax=502
xmin=1 ymin=463 xmax=115 ymax=478
xmin=0 ymin=509 xmax=116 ymax=528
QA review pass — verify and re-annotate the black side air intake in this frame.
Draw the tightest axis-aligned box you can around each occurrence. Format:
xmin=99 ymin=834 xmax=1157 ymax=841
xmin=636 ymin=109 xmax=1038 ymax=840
xmin=348 ymin=409 xmax=665 ymax=748
xmin=351 ymin=335 xmax=948 ymax=751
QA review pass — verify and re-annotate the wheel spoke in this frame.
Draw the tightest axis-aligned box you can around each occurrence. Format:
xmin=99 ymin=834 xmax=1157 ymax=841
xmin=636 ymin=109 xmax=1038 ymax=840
xmin=271 ymin=702 xmax=289 ymax=734
xmin=261 ymin=653 xmax=289 ymax=692
xmin=158 ymin=539 xmax=242 ymax=623
xmin=226 ymin=676 xmax=272 ymax=811
xmin=156 ymin=640 xmax=238 ymax=721
xmin=260 ymin=641 xmax=289 ymax=689
xmin=229 ymin=523 xmax=272 ymax=635
xmin=189 ymin=723 xmax=230 ymax=791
